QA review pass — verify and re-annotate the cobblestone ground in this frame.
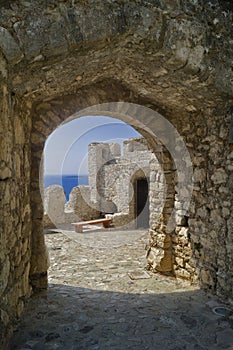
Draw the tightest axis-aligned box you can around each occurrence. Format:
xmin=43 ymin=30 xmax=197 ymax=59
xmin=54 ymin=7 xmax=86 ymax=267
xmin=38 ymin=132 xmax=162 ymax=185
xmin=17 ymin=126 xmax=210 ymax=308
xmin=9 ymin=228 xmax=233 ymax=350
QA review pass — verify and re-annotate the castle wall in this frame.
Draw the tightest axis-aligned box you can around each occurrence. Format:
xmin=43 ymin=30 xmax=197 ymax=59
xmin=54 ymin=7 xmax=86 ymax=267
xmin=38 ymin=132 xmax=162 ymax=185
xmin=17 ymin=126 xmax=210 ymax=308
xmin=66 ymin=185 xmax=100 ymax=221
xmin=44 ymin=185 xmax=66 ymax=225
xmin=0 ymin=87 xmax=32 ymax=345
xmin=90 ymin=138 xmax=155 ymax=227
xmin=43 ymin=138 xmax=155 ymax=229
xmin=88 ymin=142 xmax=121 ymax=206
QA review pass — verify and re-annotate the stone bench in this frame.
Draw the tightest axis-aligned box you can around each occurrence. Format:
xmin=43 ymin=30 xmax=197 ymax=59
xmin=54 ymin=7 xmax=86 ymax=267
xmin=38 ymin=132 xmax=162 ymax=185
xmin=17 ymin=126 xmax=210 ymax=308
xmin=71 ymin=218 xmax=112 ymax=233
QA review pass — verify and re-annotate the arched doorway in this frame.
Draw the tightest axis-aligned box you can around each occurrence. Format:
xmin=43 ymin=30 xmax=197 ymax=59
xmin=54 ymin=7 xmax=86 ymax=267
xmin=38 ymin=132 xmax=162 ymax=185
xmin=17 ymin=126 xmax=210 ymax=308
xmin=30 ymin=94 xmax=194 ymax=291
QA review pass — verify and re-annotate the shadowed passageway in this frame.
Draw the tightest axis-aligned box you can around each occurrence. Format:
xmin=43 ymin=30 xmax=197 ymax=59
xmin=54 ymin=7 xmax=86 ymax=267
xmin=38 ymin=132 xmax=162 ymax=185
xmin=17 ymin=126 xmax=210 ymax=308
xmin=9 ymin=230 xmax=233 ymax=350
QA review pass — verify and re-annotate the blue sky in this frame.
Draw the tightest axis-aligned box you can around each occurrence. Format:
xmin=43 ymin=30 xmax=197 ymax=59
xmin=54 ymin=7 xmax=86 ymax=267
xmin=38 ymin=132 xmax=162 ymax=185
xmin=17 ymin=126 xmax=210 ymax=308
xmin=44 ymin=115 xmax=140 ymax=175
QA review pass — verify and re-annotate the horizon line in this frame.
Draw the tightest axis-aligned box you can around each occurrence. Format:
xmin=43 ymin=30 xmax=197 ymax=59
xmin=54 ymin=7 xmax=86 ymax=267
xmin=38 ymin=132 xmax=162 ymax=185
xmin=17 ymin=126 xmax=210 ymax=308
xmin=44 ymin=174 xmax=88 ymax=176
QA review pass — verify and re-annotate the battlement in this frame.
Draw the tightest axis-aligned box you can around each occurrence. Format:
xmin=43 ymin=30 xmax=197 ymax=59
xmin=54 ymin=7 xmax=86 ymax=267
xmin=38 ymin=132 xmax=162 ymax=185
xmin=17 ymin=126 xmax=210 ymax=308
xmin=123 ymin=137 xmax=149 ymax=155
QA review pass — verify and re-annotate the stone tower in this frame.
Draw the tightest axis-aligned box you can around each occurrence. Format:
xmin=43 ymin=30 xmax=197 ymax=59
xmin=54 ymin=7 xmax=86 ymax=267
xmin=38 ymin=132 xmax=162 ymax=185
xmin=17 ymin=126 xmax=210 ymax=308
xmin=88 ymin=142 xmax=121 ymax=209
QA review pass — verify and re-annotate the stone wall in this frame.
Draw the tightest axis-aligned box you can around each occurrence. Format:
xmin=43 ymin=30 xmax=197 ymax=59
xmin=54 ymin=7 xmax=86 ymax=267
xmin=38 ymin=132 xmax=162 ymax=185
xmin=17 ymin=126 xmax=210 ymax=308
xmin=44 ymin=137 xmax=155 ymax=229
xmin=0 ymin=0 xmax=232 ymax=347
xmin=44 ymin=185 xmax=66 ymax=225
xmin=88 ymin=142 xmax=121 ymax=206
xmin=148 ymin=144 xmax=195 ymax=280
xmin=94 ymin=138 xmax=154 ymax=220
xmin=187 ymin=110 xmax=233 ymax=297
xmin=0 ymin=86 xmax=32 ymax=345
xmin=66 ymin=185 xmax=100 ymax=221
xmin=43 ymin=185 xmax=100 ymax=227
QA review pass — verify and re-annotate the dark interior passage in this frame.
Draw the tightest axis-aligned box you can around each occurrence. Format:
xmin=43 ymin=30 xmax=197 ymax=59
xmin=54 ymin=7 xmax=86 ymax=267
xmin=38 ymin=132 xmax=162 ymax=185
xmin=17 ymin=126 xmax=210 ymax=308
xmin=135 ymin=178 xmax=149 ymax=228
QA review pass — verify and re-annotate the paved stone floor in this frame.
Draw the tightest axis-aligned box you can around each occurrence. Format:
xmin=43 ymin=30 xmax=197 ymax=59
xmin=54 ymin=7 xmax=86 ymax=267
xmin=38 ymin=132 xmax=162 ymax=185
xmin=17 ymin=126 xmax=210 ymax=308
xmin=9 ymin=228 xmax=233 ymax=350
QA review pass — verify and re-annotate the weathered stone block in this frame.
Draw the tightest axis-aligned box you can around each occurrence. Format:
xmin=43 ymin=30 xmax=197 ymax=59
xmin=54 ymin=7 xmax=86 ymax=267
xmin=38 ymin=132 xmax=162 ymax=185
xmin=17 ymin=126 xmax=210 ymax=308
xmin=44 ymin=185 xmax=65 ymax=225
xmin=175 ymin=257 xmax=184 ymax=267
xmin=66 ymin=185 xmax=100 ymax=221
xmin=0 ymin=256 xmax=10 ymax=296
xmin=0 ymin=309 xmax=9 ymax=327
xmin=175 ymin=268 xmax=190 ymax=280
xmin=0 ymin=27 xmax=23 ymax=63
xmin=200 ymin=269 xmax=215 ymax=288
xmin=147 ymin=247 xmax=164 ymax=270
xmin=156 ymin=249 xmax=173 ymax=273
xmin=211 ymin=169 xmax=228 ymax=185
xmin=0 ymin=165 xmax=11 ymax=180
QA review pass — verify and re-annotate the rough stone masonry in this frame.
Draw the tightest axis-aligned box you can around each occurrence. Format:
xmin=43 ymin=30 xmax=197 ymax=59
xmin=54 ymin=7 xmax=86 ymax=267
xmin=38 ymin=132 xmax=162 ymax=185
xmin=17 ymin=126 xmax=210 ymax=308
xmin=0 ymin=0 xmax=233 ymax=348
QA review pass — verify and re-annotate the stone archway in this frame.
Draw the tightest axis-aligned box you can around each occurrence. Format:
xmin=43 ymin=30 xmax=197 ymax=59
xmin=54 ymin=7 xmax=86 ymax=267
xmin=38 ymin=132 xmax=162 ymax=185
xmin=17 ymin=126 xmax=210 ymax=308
xmin=30 ymin=92 xmax=195 ymax=289
xmin=1 ymin=2 xmax=233 ymax=346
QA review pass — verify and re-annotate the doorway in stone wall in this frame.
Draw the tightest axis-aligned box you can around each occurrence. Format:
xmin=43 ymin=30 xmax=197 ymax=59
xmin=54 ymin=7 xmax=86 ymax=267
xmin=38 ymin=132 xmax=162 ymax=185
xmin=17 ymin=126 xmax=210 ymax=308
xmin=38 ymin=110 xmax=157 ymax=295
xmin=14 ymin=100 xmax=197 ymax=350
xmin=135 ymin=177 xmax=149 ymax=228
xmin=30 ymin=98 xmax=193 ymax=292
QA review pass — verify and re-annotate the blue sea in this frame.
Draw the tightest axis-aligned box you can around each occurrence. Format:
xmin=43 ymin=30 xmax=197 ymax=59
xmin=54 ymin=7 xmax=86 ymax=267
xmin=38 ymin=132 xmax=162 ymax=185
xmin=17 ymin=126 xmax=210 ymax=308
xmin=44 ymin=175 xmax=88 ymax=201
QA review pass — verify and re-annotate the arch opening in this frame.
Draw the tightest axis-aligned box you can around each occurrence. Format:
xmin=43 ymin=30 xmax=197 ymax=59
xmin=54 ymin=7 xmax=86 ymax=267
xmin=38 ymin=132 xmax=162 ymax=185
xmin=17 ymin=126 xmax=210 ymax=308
xmin=42 ymin=115 xmax=151 ymax=232
xmin=30 ymin=97 xmax=195 ymax=292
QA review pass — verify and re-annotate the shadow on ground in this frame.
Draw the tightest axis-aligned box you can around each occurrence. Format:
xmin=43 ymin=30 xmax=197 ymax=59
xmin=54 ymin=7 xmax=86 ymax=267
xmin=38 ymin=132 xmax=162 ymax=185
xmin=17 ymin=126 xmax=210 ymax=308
xmin=9 ymin=284 xmax=233 ymax=350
